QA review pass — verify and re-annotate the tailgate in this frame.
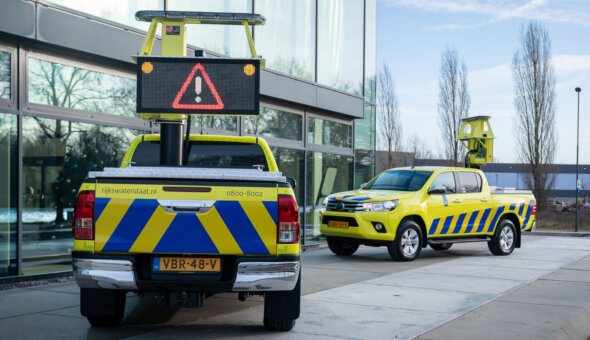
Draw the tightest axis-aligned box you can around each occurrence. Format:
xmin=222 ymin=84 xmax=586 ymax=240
xmin=94 ymin=181 xmax=278 ymax=256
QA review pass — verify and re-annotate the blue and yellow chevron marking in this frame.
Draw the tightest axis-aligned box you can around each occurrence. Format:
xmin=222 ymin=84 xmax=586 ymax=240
xmin=509 ymin=203 xmax=516 ymax=211
xmin=452 ymin=213 xmax=467 ymax=234
xmin=429 ymin=218 xmax=440 ymax=235
xmin=476 ymin=208 xmax=492 ymax=233
xmin=464 ymin=210 xmax=479 ymax=233
xmin=95 ymin=198 xmax=278 ymax=255
xmin=486 ymin=206 xmax=505 ymax=232
xmin=521 ymin=199 xmax=534 ymax=230
xmin=518 ymin=202 xmax=525 ymax=218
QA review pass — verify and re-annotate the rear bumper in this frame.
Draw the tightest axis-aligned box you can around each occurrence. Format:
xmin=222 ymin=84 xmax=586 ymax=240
xmin=72 ymin=252 xmax=300 ymax=292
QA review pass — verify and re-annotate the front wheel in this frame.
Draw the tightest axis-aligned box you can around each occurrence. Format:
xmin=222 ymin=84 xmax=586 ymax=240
xmin=388 ymin=220 xmax=422 ymax=261
xmin=488 ymin=219 xmax=516 ymax=255
xmin=327 ymin=236 xmax=360 ymax=256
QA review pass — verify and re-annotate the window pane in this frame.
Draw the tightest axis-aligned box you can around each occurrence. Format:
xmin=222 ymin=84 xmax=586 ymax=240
xmin=355 ymin=105 xmax=376 ymax=186
xmin=192 ymin=116 xmax=237 ymax=132
xmin=0 ymin=113 xmax=17 ymax=277
xmin=305 ymin=152 xmax=353 ymax=243
xmin=28 ymin=58 xmax=137 ymax=117
xmin=271 ymin=147 xmax=304 ymax=225
xmin=46 ymin=0 xmax=164 ymax=31
xmin=365 ymin=0 xmax=377 ymax=102
xmin=317 ymin=0 xmax=364 ymax=95
xmin=22 ymin=117 xmax=140 ymax=275
xmin=244 ymin=107 xmax=302 ymax=141
xmin=307 ymin=117 xmax=352 ymax=148
xmin=431 ymin=172 xmax=456 ymax=194
xmin=167 ymin=0 xmax=252 ymax=58
xmin=459 ymin=172 xmax=482 ymax=193
xmin=0 ymin=51 xmax=10 ymax=100
xmin=255 ymin=0 xmax=315 ymax=80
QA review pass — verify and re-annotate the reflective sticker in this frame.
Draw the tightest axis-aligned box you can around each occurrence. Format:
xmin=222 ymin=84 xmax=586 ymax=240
xmin=518 ymin=202 xmax=525 ymax=218
xmin=215 ymin=201 xmax=270 ymax=255
xmin=509 ymin=203 xmax=516 ymax=211
xmin=476 ymin=208 xmax=492 ymax=233
xmin=102 ymin=199 xmax=159 ymax=252
xmin=95 ymin=198 xmax=133 ymax=251
xmin=440 ymin=215 xmax=454 ymax=234
xmin=129 ymin=205 xmax=175 ymax=253
xmin=429 ymin=218 xmax=440 ymax=235
xmin=452 ymin=213 xmax=467 ymax=234
xmin=94 ymin=197 xmax=110 ymax=222
xmin=154 ymin=213 xmax=218 ymax=253
xmin=442 ymin=194 xmax=448 ymax=207
xmin=487 ymin=206 xmax=505 ymax=233
xmin=464 ymin=210 xmax=479 ymax=233
xmin=198 ymin=207 xmax=242 ymax=254
xmin=522 ymin=199 xmax=534 ymax=230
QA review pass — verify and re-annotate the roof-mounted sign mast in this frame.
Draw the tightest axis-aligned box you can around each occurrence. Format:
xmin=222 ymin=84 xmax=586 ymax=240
xmin=134 ymin=11 xmax=265 ymax=166
xmin=458 ymin=116 xmax=495 ymax=169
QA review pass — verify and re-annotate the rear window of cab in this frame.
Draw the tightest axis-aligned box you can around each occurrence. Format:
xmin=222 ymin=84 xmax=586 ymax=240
xmin=131 ymin=141 xmax=269 ymax=170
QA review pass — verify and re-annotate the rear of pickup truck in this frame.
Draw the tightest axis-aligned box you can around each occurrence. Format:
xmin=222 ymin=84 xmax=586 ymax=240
xmin=71 ymin=135 xmax=300 ymax=330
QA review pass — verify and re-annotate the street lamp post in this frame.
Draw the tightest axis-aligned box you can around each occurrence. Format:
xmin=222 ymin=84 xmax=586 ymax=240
xmin=575 ymin=87 xmax=581 ymax=232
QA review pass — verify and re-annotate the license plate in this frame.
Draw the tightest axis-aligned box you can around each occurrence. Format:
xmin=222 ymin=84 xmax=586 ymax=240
xmin=153 ymin=257 xmax=221 ymax=272
xmin=329 ymin=220 xmax=349 ymax=228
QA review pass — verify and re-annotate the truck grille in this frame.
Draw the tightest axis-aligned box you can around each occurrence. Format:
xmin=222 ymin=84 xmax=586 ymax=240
xmin=326 ymin=199 xmax=364 ymax=212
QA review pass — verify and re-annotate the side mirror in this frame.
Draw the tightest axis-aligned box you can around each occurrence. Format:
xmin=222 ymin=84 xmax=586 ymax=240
xmin=428 ymin=185 xmax=446 ymax=195
xmin=287 ymin=177 xmax=296 ymax=189
xmin=360 ymin=182 xmax=367 ymax=189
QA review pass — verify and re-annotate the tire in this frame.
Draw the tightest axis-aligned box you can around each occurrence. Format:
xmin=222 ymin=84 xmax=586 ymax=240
xmin=327 ymin=236 xmax=360 ymax=256
xmin=430 ymin=243 xmax=452 ymax=251
xmin=80 ymin=288 xmax=126 ymax=327
xmin=488 ymin=219 xmax=516 ymax=256
xmin=264 ymin=273 xmax=300 ymax=331
xmin=388 ymin=220 xmax=422 ymax=261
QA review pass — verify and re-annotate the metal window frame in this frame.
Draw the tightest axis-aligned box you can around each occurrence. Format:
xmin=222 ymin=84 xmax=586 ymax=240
xmin=242 ymin=101 xmax=305 ymax=149
xmin=0 ymin=43 xmax=18 ymax=111
xmin=306 ymin=111 xmax=354 ymax=153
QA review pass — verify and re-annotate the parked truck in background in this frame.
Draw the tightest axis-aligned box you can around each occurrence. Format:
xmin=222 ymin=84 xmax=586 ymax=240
xmin=321 ymin=167 xmax=535 ymax=261
xmin=71 ymin=135 xmax=301 ymax=331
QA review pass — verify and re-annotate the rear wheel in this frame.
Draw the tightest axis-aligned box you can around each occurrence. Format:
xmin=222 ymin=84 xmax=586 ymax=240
xmin=488 ymin=219 xmax=516 ymax=256
xmin=81 ymin=288 xmax=126 ymax=327
xmin=431 ymin=243 xmax=452 ymax=251
xmin=388 ymin=220 xmax=422 ymax=261
xmin=264 ymin=273 xmax=301 ymax=331
xmin=327 ymin=236 xmax=360 ymax=256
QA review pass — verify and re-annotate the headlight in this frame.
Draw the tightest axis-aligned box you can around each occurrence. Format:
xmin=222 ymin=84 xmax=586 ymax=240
xmin=362 ymin=200 xmax=399 ymax=212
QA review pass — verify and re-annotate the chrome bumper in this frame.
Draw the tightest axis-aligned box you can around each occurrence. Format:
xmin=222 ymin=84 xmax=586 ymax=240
xmin=73 ymin=259 xmax=137 ymax=290
xmin=232 ymin=261 xmax=300 ymax=292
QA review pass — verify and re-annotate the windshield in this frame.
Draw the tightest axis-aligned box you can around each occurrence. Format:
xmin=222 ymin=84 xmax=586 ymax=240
xmin=364 ymin=170 xmax=433 ymax=191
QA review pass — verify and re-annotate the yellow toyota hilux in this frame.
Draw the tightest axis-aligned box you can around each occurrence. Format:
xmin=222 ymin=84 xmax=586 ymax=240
xmin=320 ymin=167 xmax=535 ymax=261
xmin=71 ymin=135 xmax=300 ymax=330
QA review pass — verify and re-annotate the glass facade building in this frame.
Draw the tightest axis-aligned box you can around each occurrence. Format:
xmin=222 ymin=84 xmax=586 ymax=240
xmin=0 ymin=0 xmax=376 ymax=278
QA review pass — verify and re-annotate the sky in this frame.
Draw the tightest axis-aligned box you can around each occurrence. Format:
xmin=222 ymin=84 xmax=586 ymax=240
xmin=377 ymin=0 xmax=590 ymax=164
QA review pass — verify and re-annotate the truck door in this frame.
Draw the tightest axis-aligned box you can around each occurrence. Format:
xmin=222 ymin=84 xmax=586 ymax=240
xmin=425 ymin=171 xmax=461 ymax=236
xmin=454 ymin=171 xmax=493 ymax=235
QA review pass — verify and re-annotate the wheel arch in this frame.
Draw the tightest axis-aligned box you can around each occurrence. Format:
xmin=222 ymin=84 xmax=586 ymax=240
xmin=400 ymin=215 xmax=428 ymax=247
xmin=499 ymin=212 xmax=521 ymax=248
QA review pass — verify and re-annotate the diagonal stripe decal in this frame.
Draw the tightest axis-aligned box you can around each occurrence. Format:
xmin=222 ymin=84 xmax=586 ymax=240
xmin=263 ymin=201 xmax=278 ymax=225
xmin=95 ymin=198 xmax=134 ymax=252
xmin=429 ymin=218 xmax=440 ymax=235
xmin=522 ymin=199 xmax=534 ymax=230
xmin=215 ymin=201 xmax=270 ymax=255
xmin=440 ymin=215 xmax=454 ymax=234
xmin=464 ymin=210 xmax=479 ymax=233
xmin=199 ymin=207 xmax=243 ymax=254
xmin=452 ymin=213 xmax=467 ymax=234
xmin=518 ymin=202 xmax=525 ymax=218
xmin=242 ymin=201 xmax=277 ymax=254
xmin=487 ymin=206 xmax=505 ymax=232
xmin=509 ymin=203 xmax=516 ymax=211
xmin=476 ymin=208 xmax=492 ymax=233
xmin=94 ymin=197 xmax=110 ymax=222
xmin=129 ymin=205 xmax=175 ymax=253
xmin=102 ymin=199 xmax=159 ymax=252
xmin=154 ymin=213 xmax=218 ymax=253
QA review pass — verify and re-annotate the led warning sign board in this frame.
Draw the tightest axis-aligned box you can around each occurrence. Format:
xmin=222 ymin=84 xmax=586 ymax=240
xmin=136 ymin=56 xmax=260 ymax=115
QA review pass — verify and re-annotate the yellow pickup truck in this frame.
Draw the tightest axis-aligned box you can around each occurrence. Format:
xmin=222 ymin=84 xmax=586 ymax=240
xmin=320 ymin=167 xmax=535 ymax=261
xmin=71 ymin=135 xmax=300 ymax=330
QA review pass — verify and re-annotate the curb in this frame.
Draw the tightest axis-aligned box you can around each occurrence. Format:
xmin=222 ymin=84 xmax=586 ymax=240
xmin=527 ymin=230 xmax=590 ymax=237
xmin=551 ymin=304 xmax=590 ymax=340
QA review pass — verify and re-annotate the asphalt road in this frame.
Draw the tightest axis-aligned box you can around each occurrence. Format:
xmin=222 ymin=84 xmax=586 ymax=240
xmin=1 ymin=234 xmax=589 ymax=339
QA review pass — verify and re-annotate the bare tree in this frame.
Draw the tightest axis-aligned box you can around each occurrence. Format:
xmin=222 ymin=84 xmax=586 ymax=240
xmin=512 ymin=21 xmax=557 ymax=210
xmin=406 ymin=134 xmax=434 ymax=167
xmin=438 ymin=47 xmax=470 ymax=166
xmin=377 ymin=64 xmax=402 ymax=169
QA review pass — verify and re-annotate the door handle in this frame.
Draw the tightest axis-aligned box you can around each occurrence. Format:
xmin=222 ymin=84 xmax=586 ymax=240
xmin=480 ymin=198 xmax=489 ymax=202
xmin=453 ymin=199 xmax=462 ymax=203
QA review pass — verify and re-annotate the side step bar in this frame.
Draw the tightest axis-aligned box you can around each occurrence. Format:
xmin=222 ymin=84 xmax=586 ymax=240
xmin=428 ymin=237 xmax=491 ymax=245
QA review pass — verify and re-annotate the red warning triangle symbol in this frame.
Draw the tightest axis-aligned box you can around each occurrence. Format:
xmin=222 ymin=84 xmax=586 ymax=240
xmin=172 ymin=63 xmax=224 ymax=110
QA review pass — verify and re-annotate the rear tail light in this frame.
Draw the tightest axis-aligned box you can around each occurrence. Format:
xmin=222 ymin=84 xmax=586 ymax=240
xmin=532 ymin=200 xmax=536 ymax=215
xmin=278 ymin=195 xmax=300 ymax=244
xmin=73 ymin=190 xmax=95 ymax=240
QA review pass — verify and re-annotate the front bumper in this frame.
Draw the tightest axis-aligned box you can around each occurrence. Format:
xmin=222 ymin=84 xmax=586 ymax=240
xmin=72 ymin=253 xmax=300 ymax=292
xmin=320 ymin=211 xmax=400 ymax=241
